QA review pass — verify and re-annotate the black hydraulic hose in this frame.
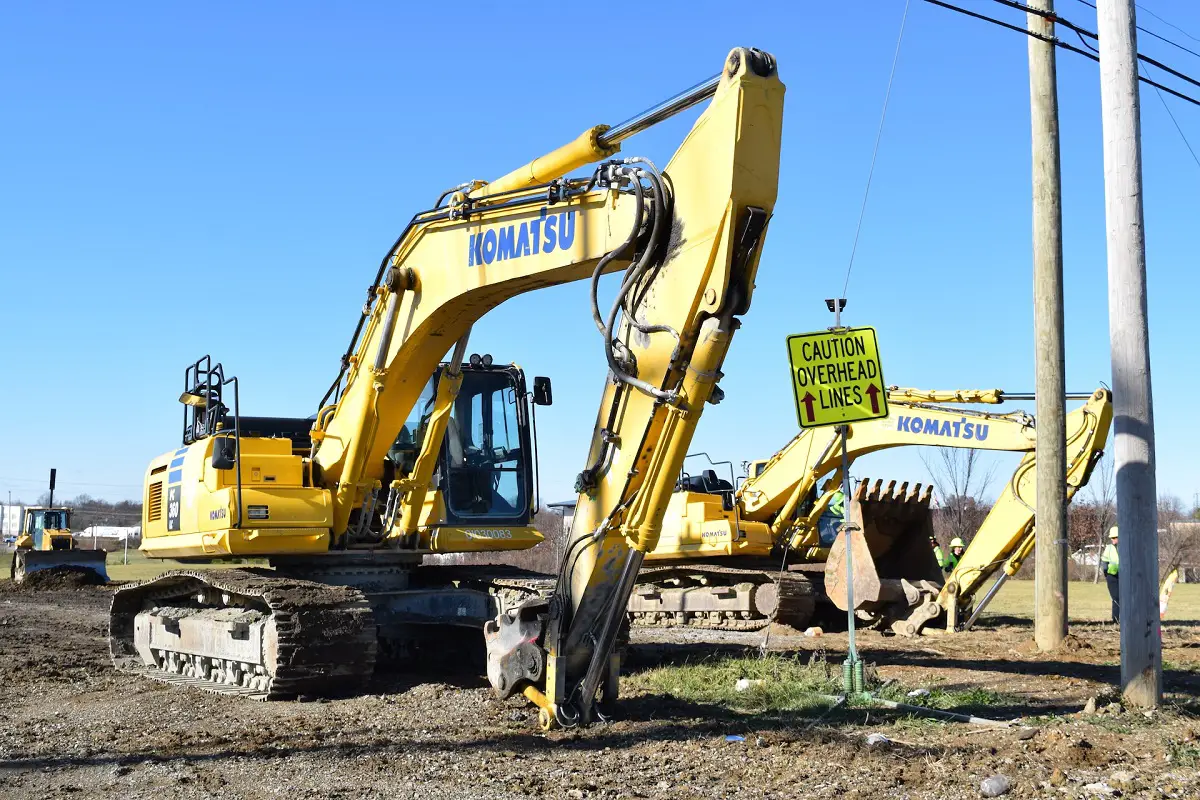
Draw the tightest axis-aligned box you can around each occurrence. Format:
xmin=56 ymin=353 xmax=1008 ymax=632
xmin=590 ymin=176 xmax=644 ymax=335
xmin=620 ymin=161 xmax=672 ymax=327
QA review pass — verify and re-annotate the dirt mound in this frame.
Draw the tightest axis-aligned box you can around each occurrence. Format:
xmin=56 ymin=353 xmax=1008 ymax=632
xmin=14 ymin=566 xmax=108 ymax=591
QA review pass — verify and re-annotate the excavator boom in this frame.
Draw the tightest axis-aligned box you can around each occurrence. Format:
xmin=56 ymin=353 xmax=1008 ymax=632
xmin=485 ymin=48 xmax=784 ymax=728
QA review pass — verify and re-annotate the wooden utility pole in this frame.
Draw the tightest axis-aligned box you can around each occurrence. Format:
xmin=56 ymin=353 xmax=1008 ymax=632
xmin=1097 ymin=0 xmax=1161 ymax=708
xmin=1027 ymin=0 xmax=1069 ymax=652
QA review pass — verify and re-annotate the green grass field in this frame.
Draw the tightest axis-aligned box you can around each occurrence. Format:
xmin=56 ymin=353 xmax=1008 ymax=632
xmin=983 ymin=578 xmax=1199 ymax=623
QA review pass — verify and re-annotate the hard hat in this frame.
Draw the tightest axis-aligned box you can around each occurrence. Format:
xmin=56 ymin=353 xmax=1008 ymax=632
xmin=1108 ymin=526 xmax=1119 ymax=540
xmin=950 ymin=537 xmax=965 ymax=548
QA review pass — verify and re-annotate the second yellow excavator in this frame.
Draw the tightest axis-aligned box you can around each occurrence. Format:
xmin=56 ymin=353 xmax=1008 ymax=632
xmin=628 ymin=387 xmax=1112 ymax=635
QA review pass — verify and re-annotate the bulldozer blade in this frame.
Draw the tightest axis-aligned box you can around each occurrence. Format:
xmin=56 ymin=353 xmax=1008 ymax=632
xmin=12 ymin=549 xmax=109 ymax=584
xmin=824 ymin=478 xmax=942 ymax=612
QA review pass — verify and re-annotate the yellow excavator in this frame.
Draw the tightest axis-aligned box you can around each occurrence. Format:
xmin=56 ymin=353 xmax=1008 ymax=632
xmin=109 ymin=47 xmax=784 ymax=730
xmin=10 ymin=470 xmax=109 ymax=584
xmin=629 ymin=387 xmax=1112 ymax=636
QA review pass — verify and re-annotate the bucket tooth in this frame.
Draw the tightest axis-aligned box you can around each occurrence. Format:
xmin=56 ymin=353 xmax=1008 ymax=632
xmin=823 ymin=476 xmax=945 ymax=619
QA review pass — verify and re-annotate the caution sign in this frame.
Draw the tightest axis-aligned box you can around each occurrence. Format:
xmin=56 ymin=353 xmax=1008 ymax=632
xmin=786 ymin=327 xmax=887 ymax=428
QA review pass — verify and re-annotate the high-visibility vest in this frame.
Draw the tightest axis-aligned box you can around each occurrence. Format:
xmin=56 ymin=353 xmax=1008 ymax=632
xmin=944 ymin=551 xmax=960 ymax=573
xmin=1101 ymin=543 xmax=1119 ymax=576
xmin=932 ymin=544 xmax=945 ymax=569
xmin=828 ymin=490 xmax=845 ymax=518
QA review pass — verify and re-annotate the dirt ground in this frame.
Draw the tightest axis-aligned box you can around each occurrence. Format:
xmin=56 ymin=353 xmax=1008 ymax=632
xmin=1 ymin=581 xmax=1198 ymax=799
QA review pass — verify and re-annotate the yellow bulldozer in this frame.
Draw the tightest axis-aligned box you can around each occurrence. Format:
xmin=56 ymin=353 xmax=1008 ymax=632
xmin=9 ymin=470 xmax=109 ymax=584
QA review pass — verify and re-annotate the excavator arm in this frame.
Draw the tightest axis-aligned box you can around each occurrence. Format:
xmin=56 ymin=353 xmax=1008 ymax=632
xmin=310 ymin=50 xmax=782 ymax=557
xmin=934 ymin=389 xmax=1113 ymax=630
xmin=820 ymin=388 xmax=1112 ymax=634
xmin=484 ymin=48 xmax=785 ymax=729
xmin=737 ymin=389 xmax=1044 ymax=546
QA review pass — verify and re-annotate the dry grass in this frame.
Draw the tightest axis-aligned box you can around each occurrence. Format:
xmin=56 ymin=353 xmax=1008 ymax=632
xmin=981 ymin=579 xmax=1199 ymax=623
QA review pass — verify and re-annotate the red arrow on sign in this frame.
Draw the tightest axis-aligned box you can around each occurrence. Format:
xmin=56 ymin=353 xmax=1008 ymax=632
xmin=865 ymin=383 xmax=881 ymax=414
xmin=801 ymin=391 xmax=817 ymax=423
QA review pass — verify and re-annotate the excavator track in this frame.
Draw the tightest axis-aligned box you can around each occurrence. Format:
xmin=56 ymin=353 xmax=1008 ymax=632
xmin=110 ymin=569 xmax=377 ymax=700
xmin=628 ymin=565 xmax=819 ymax=632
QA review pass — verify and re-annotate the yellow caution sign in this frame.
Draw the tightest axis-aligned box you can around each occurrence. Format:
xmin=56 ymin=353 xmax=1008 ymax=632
xmin=786 ymin=327 xmax=887 ymax=428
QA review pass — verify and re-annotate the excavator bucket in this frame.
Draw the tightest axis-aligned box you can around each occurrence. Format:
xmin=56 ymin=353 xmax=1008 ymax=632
xmin=10 ymin=548 xmax=109 ymax=584
xmin=824 ymin=479 xmax=942 ymax=614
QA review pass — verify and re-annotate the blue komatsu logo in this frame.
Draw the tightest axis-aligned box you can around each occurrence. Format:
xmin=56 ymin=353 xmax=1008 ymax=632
xmin=896 ymin=415 xmax=990 ymax=442
xmin=209 ymin=508 xmax=227 ymax=521
xmin=468 ymin=207 xmax=576 ymax=266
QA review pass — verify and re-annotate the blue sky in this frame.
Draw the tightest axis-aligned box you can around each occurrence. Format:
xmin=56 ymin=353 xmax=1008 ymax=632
xmin=1 ymin=1 xmax=1196 ymax=510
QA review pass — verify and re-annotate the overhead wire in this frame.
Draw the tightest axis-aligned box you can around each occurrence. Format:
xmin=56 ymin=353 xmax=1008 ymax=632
xmin=1143 ymin=62 xmax=1200 ymax=168
xmin=1072 ymin=0 xmax=1200 ymax=62
xmin=987 ymin=0 xmax=1200 ymax=168
xmin=1136 ymin=2 xmax=1200 ymax=46
xmin=841 ymin=0 xmax=912 ymax=300
xmin=990 ymin=0 xmax=1200 ymax=95
xmin=920 ymin=0 xmax=1200 ymax=106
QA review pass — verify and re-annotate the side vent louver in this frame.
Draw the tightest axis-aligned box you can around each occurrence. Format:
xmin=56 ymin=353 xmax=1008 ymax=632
xmin=148 ymin=482 xmax=163 ymax=522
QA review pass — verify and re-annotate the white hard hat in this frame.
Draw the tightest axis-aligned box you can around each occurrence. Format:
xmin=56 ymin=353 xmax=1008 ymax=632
xmin=1108 ymin=526 xmax=1119 ymax=540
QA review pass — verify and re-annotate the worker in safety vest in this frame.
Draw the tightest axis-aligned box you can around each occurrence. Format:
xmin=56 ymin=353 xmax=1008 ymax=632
xmin=930 ymin=536 xmax=946 ymax=570
xmin=943 ymin=537 xmax=966 ymax=574
xmin=817 ymin=487 xmax=846 ymax=547
xmin=1100 ymin=526 xmax=1119 ymax=623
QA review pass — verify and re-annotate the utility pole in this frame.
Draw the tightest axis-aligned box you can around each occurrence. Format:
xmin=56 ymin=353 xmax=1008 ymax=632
xmin=1097 ymin=0 xmax=1161 ymax=708
xmin=1028 ymin=0 xmax=1069 ymax=652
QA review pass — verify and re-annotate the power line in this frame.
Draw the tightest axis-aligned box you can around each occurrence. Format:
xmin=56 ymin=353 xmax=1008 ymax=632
xmin=983 ymin=0 xmax=1200 ymax=169
xmin=991 ymin=0 xmax=1200 ymax=96
xmin=1137 ymin=2 xmax=1200 ymax=46
xmin=920 ymin=0 xmax=1200 ymax=107
xmin=843 ymin=0 xmax=912 ymax=299
xmin=1142 ymin=63 xmax=1200 ymax=169
xmin=1074 ymin=0 xmax=1200 ymax=61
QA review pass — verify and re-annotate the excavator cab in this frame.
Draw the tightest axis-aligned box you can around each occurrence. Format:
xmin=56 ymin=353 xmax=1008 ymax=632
xmin=141 ymin=355 xmax=549 ymax=558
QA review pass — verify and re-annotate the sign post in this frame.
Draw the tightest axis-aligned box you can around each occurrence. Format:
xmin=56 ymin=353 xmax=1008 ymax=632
xmin=786 ymin=306 xmax=888 ymax=695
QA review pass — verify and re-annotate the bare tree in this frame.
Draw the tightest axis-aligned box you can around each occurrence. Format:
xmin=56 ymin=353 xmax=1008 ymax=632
xmin=1159 ymin=495 xmax=1200 ymax=581
xmin=1073 ymin=449 xmax=1116 ymax=582
xmin=921 ymin=449 xmax=997 ymax=546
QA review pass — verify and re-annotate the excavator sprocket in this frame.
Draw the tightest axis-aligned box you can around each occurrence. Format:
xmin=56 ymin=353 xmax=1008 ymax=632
xmin=627 ymin=565 xmax=819 ymax=632
xmin=110 ymin=569 xmax=377 ymax=700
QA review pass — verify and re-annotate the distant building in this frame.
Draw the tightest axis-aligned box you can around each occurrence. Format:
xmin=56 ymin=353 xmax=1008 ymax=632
xmin=0 ymin=504 xmax=25 ymax=537
xmin=78 ymin=525 xmax=141 ymax=541
xmin=546 ymin=500 xmax=577 ymax=533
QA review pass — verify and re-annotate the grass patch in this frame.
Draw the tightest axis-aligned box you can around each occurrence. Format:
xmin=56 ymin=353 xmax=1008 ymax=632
xmin=629 ymin=654 xmax=1019 ymax=719
xmin=1167 ymin=739 xmax=1200 ymax=767
xmin=627 ymin=653 xmax=842 ymax=713
xmin=875 ymin=681 xmax=1013 ymax=713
